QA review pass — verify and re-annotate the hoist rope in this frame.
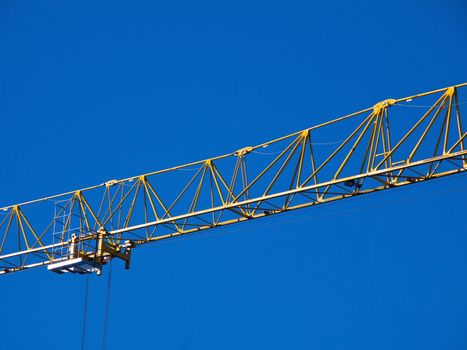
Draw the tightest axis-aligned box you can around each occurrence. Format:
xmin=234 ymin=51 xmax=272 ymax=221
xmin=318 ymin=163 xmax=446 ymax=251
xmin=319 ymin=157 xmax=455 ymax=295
xmin=81 ymin=274 xmax=90 ymax=350
xmin=102 ymin=260 xmax=113 ymax=350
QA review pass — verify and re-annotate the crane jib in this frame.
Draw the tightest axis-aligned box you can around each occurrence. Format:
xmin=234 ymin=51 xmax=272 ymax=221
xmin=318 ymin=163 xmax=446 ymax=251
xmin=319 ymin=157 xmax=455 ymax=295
xmin=1 ymin=83 xmax=466 ymax=275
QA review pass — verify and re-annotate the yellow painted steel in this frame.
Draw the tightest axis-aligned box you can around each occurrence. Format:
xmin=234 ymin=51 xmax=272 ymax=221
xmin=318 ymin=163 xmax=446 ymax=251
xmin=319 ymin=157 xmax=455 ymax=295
xmin=0 ymin=83 xmax=466 ymax=275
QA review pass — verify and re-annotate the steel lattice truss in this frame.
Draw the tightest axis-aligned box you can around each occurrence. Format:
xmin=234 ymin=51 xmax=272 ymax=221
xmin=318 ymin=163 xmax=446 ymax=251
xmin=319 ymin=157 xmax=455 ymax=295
xmin=1 ymin=83 xmax=466 ymax=275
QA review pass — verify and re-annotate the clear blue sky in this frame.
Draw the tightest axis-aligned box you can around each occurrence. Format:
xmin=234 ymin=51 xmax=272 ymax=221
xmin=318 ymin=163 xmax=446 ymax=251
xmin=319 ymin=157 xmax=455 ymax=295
xmin=1 ymin=1 xmax=467 ymax=349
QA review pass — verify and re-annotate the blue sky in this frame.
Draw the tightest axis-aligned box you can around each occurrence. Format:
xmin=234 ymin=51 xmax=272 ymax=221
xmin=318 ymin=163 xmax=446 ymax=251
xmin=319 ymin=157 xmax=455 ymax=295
xmin=1 ymin=1 xmax=467 ymax=349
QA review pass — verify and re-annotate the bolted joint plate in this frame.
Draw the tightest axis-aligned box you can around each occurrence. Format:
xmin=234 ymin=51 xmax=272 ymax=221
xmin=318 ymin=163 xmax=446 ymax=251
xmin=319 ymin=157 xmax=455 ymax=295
xmin=235 ymin=146 xmax=253 ymax=157
xmin=373 ymin=99 xmax=396 ymax=112
xmin=446 ymin=86 xmax=455 ymax=96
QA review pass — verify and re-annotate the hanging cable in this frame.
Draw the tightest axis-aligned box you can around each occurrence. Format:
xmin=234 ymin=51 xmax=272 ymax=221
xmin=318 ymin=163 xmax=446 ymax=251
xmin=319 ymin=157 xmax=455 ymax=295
xmin=396 ymin=100 xmax=467 ymax=108
xmin=175 ymin=166 xmax=203 ymax=172
xmin=142 ymin=175 xmax=467 ymax=247
xmin=253 ymin=140 xmax=344 ymax=156
xmin=102 ymin=260 xmax=113 ymax=350
xmin=81 ymin=274 xmax=90 ymax=350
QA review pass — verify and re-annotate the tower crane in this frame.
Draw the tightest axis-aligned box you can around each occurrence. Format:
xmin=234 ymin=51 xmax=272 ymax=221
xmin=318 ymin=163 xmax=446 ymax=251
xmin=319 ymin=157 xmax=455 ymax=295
xmin=1 ymin=83 xmax=466 ymax=276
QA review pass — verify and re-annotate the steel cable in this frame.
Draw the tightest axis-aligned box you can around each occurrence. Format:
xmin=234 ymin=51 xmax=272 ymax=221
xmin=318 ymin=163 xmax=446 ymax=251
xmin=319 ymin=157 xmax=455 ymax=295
xmin=81 ymin=274 xmax=90 ymax=350
xmin=102 ymin=260 xmax=113 ymax=350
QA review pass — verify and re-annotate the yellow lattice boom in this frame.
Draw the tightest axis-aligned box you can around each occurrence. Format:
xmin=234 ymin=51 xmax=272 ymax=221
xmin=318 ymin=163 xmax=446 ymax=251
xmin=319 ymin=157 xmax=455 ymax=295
xmin=1 ymin=83 xmax=466 ymax=275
